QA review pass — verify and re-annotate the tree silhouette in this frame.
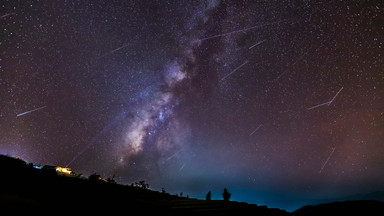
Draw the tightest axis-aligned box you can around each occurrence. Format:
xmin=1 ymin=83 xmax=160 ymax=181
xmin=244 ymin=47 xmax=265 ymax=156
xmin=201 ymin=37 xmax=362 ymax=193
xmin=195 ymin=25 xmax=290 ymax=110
xmin=139 ymin=180 xmax=149 ymax=189
xmin=223 ymin=188 xmax=231 ymax=201
xmin=206 ymin=191 xmax=211 ymax=201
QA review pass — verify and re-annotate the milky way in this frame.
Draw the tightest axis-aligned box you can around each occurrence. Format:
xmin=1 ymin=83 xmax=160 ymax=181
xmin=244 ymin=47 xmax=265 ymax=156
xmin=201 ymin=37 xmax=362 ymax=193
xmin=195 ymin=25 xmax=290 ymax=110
xmin=1 ymin=0 xmax=383 ymax=211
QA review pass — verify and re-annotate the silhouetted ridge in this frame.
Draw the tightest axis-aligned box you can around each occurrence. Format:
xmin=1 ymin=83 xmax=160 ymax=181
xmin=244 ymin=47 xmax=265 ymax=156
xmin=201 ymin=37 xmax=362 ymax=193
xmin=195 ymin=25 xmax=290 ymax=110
xmin=293 ymin=200 xmax=384 ymax=216
xmin=0 ymin=154 xmax=288 ymax=215
xmin=2 ymin=154 xmax=383 ymax=215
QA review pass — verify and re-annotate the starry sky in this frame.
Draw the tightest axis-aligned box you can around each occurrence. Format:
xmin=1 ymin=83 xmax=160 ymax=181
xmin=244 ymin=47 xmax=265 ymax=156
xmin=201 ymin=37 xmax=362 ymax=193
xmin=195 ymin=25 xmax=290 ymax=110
xmin=1 ymin=0 xmax=383 ymax=211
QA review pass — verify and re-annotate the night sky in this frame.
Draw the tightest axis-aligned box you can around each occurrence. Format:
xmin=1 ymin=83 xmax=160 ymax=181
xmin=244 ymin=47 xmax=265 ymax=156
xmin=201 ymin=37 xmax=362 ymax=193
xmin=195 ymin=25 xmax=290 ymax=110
xmin=1 ymin=0 xmax=383 ymax=211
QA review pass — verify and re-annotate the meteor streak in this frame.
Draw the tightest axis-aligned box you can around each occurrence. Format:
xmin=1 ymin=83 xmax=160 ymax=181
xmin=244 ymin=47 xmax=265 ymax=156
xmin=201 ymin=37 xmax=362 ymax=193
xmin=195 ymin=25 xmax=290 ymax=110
xmin=249 ymin=40 xmax=266 ymax=49
xmin=16 ymin=106 xmax=47 ymax=117
xmin=97 ymin=44 xmax=130 ymax=59
xmin=0 ymin=13 xmax=15 ymax=19
xmin=221 ymin=60 xmax=249 ymax=81
xmin=306 ymin=101 xmax=330 ymax=110
xmin=198 ymin=19 xmax=291 ymax=41
xmin=249 ymin=124 xmax=262 ymax=136
xmin=319 ymin=147 xmax=336 ymax=173
xmin=327 ymin=87 xmax=343 ymax=106
xmin=307 ymin=87 xmax=344 ymax=110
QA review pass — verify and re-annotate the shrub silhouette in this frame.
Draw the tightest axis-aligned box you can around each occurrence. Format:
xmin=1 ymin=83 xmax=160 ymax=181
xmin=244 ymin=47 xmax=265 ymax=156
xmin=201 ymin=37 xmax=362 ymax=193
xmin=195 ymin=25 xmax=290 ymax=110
xmin=223 ymin=188 xmax=231 ymax=201
xmin=133 ymin=180 xmax=149 ymax=189
xmin=206 ymin=191 xmax=211 ymax=201
xmin=89 ymin=173 xmax=102 ymax=182
xmin=106 ymin=175 xmax=116 ymax=184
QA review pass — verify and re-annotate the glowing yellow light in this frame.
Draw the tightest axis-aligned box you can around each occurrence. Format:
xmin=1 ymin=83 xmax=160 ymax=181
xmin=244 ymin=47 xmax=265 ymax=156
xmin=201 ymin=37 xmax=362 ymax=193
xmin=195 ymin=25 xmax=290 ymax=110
xmin=56 ymin=166 xmax=72 ymax=175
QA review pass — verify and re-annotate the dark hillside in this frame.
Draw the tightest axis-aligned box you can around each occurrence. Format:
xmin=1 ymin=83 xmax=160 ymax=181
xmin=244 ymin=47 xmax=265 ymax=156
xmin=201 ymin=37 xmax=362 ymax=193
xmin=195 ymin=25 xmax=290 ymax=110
xmin=0 ymin=155 xmax=287 ymax=215
xmin=293 ymin=200 xmax=384 ymax=216
xmin=2 ymin=154 xmax=384 ymax=215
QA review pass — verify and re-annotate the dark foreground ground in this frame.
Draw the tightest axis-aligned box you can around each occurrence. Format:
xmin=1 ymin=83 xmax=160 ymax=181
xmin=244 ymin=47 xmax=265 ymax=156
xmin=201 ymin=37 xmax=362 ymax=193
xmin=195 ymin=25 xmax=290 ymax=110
xmin=1 ymin=155 xmax=383 ymax=215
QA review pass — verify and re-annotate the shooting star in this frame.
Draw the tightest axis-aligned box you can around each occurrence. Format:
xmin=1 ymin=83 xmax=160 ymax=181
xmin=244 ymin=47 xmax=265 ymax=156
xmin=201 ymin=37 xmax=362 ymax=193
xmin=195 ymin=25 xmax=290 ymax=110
xmin=221 ymin=60 xmax=249 ymax=81
xmin=249 ymin=40 xmax=266 ymax=49
xmin=249 ymin=124 xmax=262 ymax=136
xmin=327 ymin=87 xmax=343 ymax=106
xmin=16 ymin=106 xmax=47 ymax=117
xmin=109 ymin=44 xmax=130 ymax=54
xmin=306 ymin=87 xmax=344 ymax=110
xmin=0 ymin=13 xmax=16 ymax=19
xmin=319 ymin=147 xmax=336 ymax=173
xmin=179 ymin=163 xmax=185 ymax=171
xmin=165 ymin=150 xmax=181 ymax=161
xmin=96 ymin=44 xmax=130 ymax=59
xmin=198 ymin=19 xmax=291 ymax=41
xmin=306 ymin=101 xmax=330 ymax=110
